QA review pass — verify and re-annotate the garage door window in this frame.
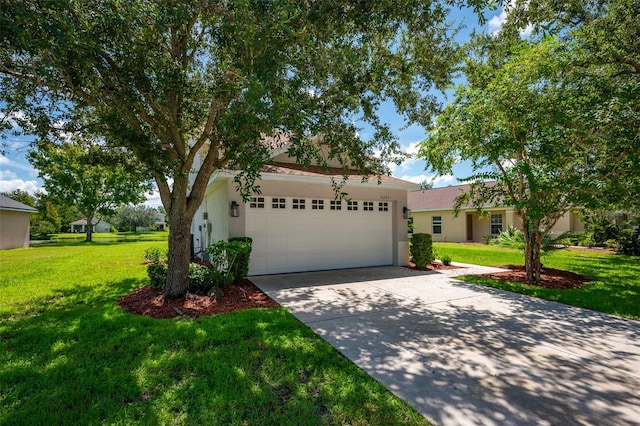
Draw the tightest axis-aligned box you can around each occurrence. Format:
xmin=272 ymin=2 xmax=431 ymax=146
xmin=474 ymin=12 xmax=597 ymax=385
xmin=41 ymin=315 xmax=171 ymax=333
xmin=347 ymin=201 xmax=358 ymax=211
xmin=378 ymin=202 xmax=389 ymax=212
xmin=363 ymin=201 xmax=374 ymax=211
xmin=249 ymin=197 xmax=265 ymax=209
xmin=330 ymin=200 xmax=342 ymax=210
xmin=312 ymin=199 xmax=324 ymax=210
xmin=292 ymin=199 xmax=306 ymax=209
xmin=272 ymin=198 xmax=286 ymax=209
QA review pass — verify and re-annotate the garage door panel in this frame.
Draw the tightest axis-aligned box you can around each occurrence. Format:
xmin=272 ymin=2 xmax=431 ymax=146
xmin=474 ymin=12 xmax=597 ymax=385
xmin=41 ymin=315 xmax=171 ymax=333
xmin=246 ymin=197 xmax=392 ymax=275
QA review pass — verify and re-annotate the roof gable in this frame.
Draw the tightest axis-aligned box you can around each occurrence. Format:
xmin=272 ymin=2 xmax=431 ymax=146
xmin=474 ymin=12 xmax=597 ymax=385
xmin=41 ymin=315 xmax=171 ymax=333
xmin=0 ymin=194 xmax=38 ymax=213
xmin=408 ymin=181 xmax=499 ymax=210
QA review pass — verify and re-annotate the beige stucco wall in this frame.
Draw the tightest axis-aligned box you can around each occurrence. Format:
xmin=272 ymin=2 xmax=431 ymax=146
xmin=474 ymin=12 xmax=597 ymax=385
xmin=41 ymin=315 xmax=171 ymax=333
xmin=411 ymin=208 xmax=583 ymax=242
xmin=0 ymin=210 xmax=31 ymax=250
xmin=192 ymin=180 xmax=229 ymax=253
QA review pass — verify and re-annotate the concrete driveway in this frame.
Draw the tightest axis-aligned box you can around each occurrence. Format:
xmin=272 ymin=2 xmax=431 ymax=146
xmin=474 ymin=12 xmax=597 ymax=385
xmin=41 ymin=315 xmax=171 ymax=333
xmin=251 ymin=265 xmax=640 ymax=426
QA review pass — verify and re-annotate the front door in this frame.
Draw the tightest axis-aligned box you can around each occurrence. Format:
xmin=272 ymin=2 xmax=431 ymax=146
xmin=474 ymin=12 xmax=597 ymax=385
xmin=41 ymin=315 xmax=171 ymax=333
xmin=466 ymin=214 xmax=473 ymax=241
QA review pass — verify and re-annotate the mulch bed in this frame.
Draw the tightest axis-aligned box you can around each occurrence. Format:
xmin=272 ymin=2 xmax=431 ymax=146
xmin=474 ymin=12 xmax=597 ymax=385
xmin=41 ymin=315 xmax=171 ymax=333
xmin=480 ymin=265 xmax=590 ymax=289
xmin=406 ymin=261 xmax=463 ymax=272
xmin=117 ymin=279 xmax=279 ymax=319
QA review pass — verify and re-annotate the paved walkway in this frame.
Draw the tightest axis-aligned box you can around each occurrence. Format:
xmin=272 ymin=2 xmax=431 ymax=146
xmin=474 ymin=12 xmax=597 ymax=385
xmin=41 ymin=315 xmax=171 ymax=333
xmin=251 ymin=265 xmax=640 ymax=426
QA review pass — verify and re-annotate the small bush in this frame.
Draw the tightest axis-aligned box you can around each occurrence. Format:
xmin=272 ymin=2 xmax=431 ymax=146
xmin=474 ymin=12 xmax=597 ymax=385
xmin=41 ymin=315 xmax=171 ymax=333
xmin=188 ymin=263 xmax=220 ymax=292
xmin=441 ymin=255 xmax=452 ymax=266
xmin=228 ymin=237 xmax=253 ymax=281
xmin=147 ymin=263 xmax=168 ymax=289
xmin=410 ymin=233 xmax=433 ymax=268
xmin=144 ymin=247 xmax=165 ymax=264
xmin=616 ymin=228 xmax=640 ymax=256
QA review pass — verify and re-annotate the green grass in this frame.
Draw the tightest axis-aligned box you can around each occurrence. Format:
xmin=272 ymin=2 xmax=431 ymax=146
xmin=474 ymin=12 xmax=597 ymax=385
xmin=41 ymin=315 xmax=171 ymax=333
xmin=37 ymin=230 xmax=170 ymax=244
xmin=435 ymin=242 xmax=640 ymax=320
xmin=0 ymin=242 xmax=428 ymax=425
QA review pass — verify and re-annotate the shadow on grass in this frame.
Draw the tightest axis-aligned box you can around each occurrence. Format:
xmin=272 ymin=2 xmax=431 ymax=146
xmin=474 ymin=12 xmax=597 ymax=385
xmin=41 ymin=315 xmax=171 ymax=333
xmin=0 ymin=278 xmax=425 ymax=425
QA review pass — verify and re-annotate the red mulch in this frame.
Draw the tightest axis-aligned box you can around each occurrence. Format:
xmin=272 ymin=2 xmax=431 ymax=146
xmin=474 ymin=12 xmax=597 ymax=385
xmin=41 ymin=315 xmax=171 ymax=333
xmin=480 ymin=265 xmax=590 ymax=289
xmin=406 ymin=261 xmax=463 ymax=272
xmin=117 ymin=279 xmax=279 ymax=319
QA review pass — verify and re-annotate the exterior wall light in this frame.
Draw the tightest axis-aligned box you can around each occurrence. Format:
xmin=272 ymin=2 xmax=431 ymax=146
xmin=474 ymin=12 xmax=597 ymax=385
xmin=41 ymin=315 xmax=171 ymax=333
xmin=230 ymin=201 xmax=240 ymax=217
xmin=403 ymin=206 xmax=410 ymax=220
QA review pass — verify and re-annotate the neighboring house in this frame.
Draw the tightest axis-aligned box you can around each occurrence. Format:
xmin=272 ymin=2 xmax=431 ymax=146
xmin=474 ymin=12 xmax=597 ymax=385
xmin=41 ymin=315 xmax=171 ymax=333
xmin=408 ymin=183 xmax=585 ymax=242
xmin=135 ymin=212 xmax=166 ymax=232
xmin=191 ymin=146 xmax=418 ymax=276
xmin=70 ymin=218 xmax=112 ymax=233
xmin=0 ymin=194 xmax=38 ymax=250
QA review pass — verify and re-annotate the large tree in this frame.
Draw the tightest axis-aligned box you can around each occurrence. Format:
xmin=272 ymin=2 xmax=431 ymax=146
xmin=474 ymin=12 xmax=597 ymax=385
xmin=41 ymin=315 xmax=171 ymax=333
xmin=28 ymin=141 xmax=151 ymax=241
xmin=419 ymin=37 xmax=609 ymax=281
xmin=1 ymin=0 xmax=490 ymax=297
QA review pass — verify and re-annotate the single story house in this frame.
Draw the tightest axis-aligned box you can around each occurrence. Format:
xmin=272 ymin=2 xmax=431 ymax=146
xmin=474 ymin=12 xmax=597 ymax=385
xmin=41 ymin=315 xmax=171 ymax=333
xmin=70 ymin=218 xmax=113 ymax=233
xmin=408 ymin=183 xmax=585 ymax=242
xmin=191 ymin=146 xmax=418 ymax=276
xmin=0 ymin=194 xmax=38 ymax=249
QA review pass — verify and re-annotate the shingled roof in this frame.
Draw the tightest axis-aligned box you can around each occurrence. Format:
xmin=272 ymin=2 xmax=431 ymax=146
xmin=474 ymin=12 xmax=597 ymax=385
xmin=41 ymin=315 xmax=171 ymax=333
xmin=0 ymin=194 xmax=38 ymax=213
xmin=263 ymin=162 xmax=415 ymax=186
xmin=408 ymin=181 xmax=499 ymax=210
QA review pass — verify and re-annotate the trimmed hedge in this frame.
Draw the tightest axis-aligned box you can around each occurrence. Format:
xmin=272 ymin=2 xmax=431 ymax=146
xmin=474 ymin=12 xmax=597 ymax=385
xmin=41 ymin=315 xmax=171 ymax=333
xmin=410 ymin=233 xmax=434 ymax=268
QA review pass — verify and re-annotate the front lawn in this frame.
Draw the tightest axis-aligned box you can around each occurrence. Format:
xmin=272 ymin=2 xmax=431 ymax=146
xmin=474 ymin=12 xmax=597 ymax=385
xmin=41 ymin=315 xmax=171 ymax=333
xmin=435 ymin=242 xmax=640 ymax=320
xmin=0 ymin=242 xmax=428 ymax=425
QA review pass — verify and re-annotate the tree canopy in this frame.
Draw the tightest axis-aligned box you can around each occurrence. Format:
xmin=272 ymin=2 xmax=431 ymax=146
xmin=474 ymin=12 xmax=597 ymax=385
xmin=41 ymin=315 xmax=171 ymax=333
xmin=28 ymin=140 xmax=152 ymax=241
xmin=1 ymin=0 xmax=491 ymax=297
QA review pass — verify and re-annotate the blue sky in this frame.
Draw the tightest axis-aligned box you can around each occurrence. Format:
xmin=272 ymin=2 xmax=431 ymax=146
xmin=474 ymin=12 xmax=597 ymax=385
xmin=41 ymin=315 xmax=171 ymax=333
xmin=0 ymin=5 xmax=508 ymax=206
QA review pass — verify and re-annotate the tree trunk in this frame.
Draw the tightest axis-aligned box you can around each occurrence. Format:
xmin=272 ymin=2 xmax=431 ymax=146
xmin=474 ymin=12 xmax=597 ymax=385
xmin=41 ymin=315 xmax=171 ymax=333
xmin=164 ymin=192 xmax=196 ymax=299
xmin=523 ymin=220 xmax=542 ymax=282
xmin=86 ymin=213 xmax=94 ymax=242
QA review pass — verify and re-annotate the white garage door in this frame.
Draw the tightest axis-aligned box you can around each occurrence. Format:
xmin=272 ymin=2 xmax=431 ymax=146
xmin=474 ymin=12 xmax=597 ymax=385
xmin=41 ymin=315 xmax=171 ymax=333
xmin=246 ymin=196 xmax=393 ymax=275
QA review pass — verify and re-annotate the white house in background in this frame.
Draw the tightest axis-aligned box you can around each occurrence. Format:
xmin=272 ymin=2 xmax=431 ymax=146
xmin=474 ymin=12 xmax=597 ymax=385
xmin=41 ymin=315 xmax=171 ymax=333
xmin=191 ymin=145 xmax=418 ymax=276
xmin=408 ymin=183 xmax=585 ymax=242
xmin=135 ymin=212 xmax=166 ymax=232
xmin=0 ymin=194 xmax=38 ymax=249
xmin=70 ymin=218 xmax=113 ymax=233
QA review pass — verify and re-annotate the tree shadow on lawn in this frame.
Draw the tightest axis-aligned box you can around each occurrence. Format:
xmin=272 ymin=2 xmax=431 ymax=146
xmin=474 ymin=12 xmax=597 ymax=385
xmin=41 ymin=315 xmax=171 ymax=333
xmin=0 ymin=278 xmax=425 ymax=426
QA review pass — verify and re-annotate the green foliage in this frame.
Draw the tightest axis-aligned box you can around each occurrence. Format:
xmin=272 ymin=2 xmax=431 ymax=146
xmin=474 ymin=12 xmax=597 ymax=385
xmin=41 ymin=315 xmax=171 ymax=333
xmin=111 ymin=205 xmax=158 ymax=232
xmin=27 ymin=141 xmax=152 ymax=242
xmin=228 ymin=237 xmax=253 ymax=281
xmin=491 ymin=226 xmax=564 ymax=256
xmin=144 ymin=247 xmax=166 ymax=264
xmin=146 ymin=263 xmax=168 ymax=289
xmin=0 ymin=0 xmax=494 ymax=297
xmin=206 ymin=239 xmax=253 ymax=284
xmin=187 ymin=263 xmax=219 ymax=292
xmin=410 ymin=233 xmax=434 ymax=268
xmin=616 ymin=229 xmax=640 ymax=256
xmin=441 ymin=254 xmax=453 ymax=266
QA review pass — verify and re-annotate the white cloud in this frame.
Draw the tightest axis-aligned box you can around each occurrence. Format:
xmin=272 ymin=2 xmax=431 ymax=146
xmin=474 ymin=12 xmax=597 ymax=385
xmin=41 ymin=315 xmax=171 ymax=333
xmin=399 ymin=174 xmax=457 ymax=187
xmin=0 ymin=154 xmax=38 ymax=177
xmin=143 ymin=189 xmax=163 ymax=208
xmin=0 ymin=170 xmax=18 ymax=180
xmin=0 ymin=178 xmax=41 ymax=194
xmin=488 ymin=2 xmax=534 ymax=37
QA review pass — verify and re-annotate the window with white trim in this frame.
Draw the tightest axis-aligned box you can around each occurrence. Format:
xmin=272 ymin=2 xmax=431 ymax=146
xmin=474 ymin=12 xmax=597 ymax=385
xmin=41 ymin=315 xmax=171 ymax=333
xmin=272 ymin=198 xmax=286 ymax=209
xmin=378 ymin=202 xmax=389 ymax=212
xmin=249 ymin=197 xmax=265 ymax=209
xmin=292 ymin=198 xmax=306 ymax=210
xmin=312 ymin=199 xmax=324 ymax=210
xmin=330 ymin=200 xmax=342 ymax=210
xmin=347 ymin=201 xmax=358 ymax=211
xmin=432 ymin=216 xmax=442 ymax=235
xmin=363 ymin=201 xmax=374 ymax=211
xmin=491 ymin=214 xmax=503 ymax=235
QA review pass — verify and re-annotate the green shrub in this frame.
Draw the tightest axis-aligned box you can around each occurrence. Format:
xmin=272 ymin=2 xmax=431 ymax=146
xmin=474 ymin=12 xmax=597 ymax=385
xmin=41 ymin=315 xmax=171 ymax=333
xmin=144 ymin=247 xmax=165 ymax=264
xmin=616 ymin=228 xmax=640 ymax=256
xmin=206 ymin=238 xmax=252 ymax=284
xmin=410 ymin=233 xmax=433 ymax=268
xmin=147 ymin=263 xmax=167 ymax=289
xmin=188 ymin=263 xmax=219 ymax=292
xmin=228 ymin=237 xmax=253 ymax=280
xmin=441 ymin=255 xmax=452 ymax=266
